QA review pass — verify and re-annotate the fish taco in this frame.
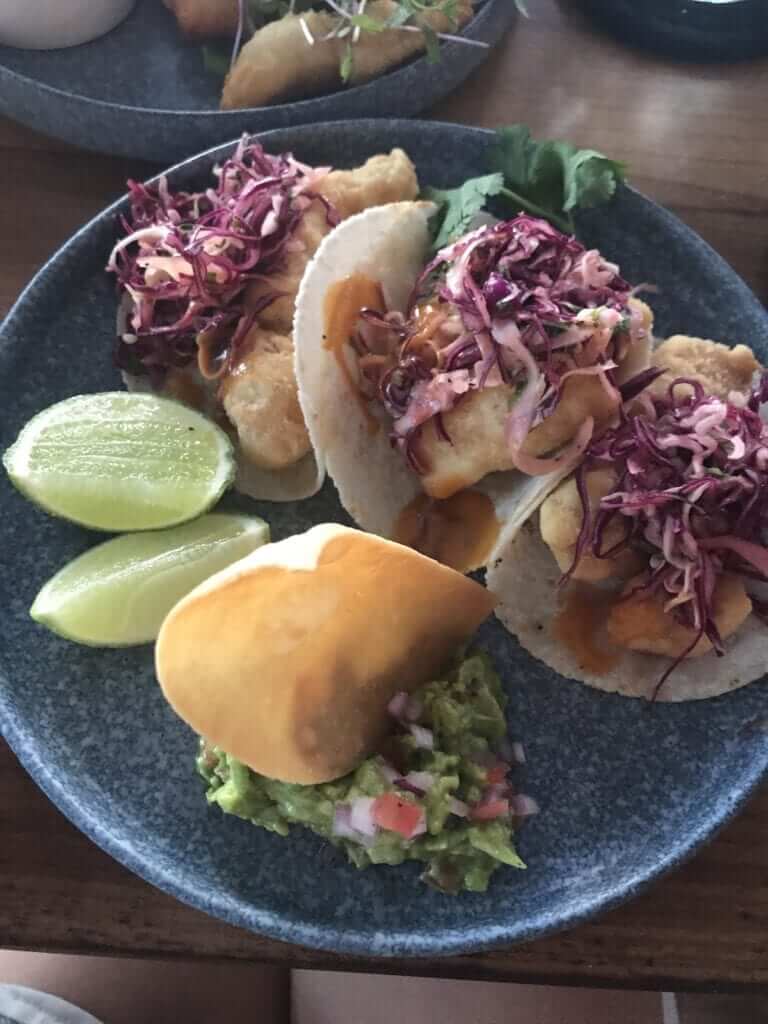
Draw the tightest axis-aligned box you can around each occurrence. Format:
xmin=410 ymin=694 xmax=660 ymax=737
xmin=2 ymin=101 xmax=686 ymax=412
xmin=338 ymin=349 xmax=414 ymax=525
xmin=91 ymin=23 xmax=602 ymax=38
xmin=294 ymin=201 xmax=655 ymax=567
xmin=488 ymin=337 xmax=768 ymax=701
xmin=108 ymin=138 xmax=419 ymax=501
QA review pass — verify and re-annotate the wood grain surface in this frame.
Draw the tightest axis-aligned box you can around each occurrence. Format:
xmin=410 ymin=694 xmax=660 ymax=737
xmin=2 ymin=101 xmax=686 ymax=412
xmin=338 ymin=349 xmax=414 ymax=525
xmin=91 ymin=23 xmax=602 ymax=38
xmin=1 ymin=0 xmax=767 ymax=989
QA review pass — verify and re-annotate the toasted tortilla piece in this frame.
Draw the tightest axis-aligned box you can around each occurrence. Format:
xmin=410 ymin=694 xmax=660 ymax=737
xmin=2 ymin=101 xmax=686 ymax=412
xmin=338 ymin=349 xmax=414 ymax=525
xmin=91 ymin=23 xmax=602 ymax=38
xmin=246 ymin=149 xmax=419 ymax=334
xmin=487 ymin=517 xmax=767 ymax=701
xmin=156 ymin=524 xmax=496 ymax=784
xmin=221 ymin=1 xmax=474 ymax=110
xmin=293 ymin=202 xmax=560 ymax=559
xmin=650 ymin=335 xmax=759 ymax=400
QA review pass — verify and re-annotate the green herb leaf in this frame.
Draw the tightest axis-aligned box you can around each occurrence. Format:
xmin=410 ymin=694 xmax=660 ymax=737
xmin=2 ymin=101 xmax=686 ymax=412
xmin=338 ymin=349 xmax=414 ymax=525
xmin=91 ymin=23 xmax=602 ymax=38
xmin=490 ymin=124 xmax=625 ymax=232
xmin=384 ymin=5 xmax=415 ymax=28
xmin=340 ymin=40 xmax=355 ymax=82
xmin=425 ymin=172 xmax=505 ymax=250
xmin=421 ymin=24 xmax=441 ymax=63
xmin=560 ymin=146 xmax=627 ymax=212
xmin=349 ymin=13 xmax=387 ymax=32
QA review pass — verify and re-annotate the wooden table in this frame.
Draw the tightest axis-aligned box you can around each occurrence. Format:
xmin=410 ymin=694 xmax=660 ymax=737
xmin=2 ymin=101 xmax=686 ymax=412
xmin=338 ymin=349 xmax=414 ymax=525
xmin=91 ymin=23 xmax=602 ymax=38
xmin=2 ymin=0 xmax=768 ymax=992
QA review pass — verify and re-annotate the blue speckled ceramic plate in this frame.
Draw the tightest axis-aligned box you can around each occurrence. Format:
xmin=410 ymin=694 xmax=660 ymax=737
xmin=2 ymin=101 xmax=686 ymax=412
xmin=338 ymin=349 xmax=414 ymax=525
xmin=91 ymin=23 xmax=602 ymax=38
xmin=0 ymin=0 xmax=513 ymax=163
xmin=1 ymin=121 xmax=767 ymax=957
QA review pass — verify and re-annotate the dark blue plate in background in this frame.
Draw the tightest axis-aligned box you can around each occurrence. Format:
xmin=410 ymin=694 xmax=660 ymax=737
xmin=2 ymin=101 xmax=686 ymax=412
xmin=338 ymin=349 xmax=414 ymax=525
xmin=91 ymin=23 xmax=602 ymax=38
xmin=0 ymin=0 xmax=514 ymax=163
xmin=1 ymin=120 xmax=767 ymax=957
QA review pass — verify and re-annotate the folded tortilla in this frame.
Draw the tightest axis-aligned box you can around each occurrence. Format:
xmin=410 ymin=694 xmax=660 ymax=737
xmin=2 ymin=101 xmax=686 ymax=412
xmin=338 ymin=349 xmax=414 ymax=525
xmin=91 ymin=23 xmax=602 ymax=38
xmin=293 ymin=202 xmax=563 ymax=562
xmin=487 ymin=515 xmax=767 ymax=702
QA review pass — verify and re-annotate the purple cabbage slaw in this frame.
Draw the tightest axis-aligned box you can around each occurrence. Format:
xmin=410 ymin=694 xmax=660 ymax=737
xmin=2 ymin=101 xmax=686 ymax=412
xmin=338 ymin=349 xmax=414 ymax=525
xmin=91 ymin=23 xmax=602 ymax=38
xmin=567 ymin=373 xmax=768 ymax=695
xmin=106 ymin=136 xmax=337 ymax=384
xmin=355 ymin=214 xmax=644 ymax=475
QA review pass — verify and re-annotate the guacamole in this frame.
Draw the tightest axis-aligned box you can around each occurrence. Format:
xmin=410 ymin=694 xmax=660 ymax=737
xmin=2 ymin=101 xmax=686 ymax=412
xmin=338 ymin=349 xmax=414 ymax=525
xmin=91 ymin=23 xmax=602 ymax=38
xmin=197 ymin=652 xmax=527 ymax=893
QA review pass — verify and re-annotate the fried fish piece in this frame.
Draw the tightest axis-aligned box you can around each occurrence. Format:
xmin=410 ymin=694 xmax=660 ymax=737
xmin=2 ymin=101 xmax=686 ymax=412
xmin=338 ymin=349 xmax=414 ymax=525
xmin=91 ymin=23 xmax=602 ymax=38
xmin=318 ymin=149 xmax=420 ymax=220
xmin=246 ymin=149 xmax=418 ymax=333
xmin=607 ymin=574 xmax=752 ymax=658
xmin=163 ymin=0 xmax=239 ymax=38
xmin=650 ymin=335 xmax=759 ymax=401
xmin=418 ymin=374 xmax=620 ymax=500
xmin=539 ymin=469 xmax=642 ymax=583
xmin=221 ymin=1 xmax=474 ymax=110
xmin=219 ymin=326 xmax=311 ymax=470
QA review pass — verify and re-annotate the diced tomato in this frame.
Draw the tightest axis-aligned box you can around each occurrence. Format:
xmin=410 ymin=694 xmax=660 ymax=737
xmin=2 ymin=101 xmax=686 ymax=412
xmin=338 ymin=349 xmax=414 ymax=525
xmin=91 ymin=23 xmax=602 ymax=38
xmin=372 ymin=793 xmax=425 ymax=839
xmin=470 ymin=798 xmax=509 ymax=821
xmin=486 ymin=763 xmax=508 ymax=785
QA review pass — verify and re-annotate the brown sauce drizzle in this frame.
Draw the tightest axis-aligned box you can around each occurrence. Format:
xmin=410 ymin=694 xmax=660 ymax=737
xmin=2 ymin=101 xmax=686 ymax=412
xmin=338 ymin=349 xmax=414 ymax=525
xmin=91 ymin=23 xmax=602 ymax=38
xmin=394 ymin=490 xmax=500 ymax=573
xmin=323 ymin=274 xmax=385 ymax=435
xmin=554 ymin=583 xmax=621 ymax=675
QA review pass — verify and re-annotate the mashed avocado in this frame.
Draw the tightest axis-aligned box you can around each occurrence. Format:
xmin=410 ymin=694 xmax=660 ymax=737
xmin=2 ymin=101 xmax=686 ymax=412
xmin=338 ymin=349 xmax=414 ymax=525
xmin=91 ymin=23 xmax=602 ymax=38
xmin=197 ymin=652 xmax=527 ymax=893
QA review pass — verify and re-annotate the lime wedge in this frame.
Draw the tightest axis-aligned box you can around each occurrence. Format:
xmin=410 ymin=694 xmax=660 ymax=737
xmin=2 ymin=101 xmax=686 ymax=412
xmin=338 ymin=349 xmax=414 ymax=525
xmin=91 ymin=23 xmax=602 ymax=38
xmin=30 ymin=513 xmax=270 ymax=646
xmin=3 ymin=392 xmax=235 ymax=531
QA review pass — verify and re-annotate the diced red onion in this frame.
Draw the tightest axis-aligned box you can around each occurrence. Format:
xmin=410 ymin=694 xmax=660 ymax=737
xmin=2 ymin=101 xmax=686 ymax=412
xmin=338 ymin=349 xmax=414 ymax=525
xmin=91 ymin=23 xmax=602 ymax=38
xmin=410 ymin=811 xmax=428 ymax=838
xmin=377 ymin=759 xmax=400 ymax=785
xmin=387 ymin=692 xmax=409 ymax=720
xmin=404 ymin=695 xmax=423 ymax=722
xmin=400 ymin=771 xmax=434 ymax=794
xmin=349 ymin=797 xmax=378 ymax=837
xmin=484 ymin=783 xmax=510 ymax=802
xmin=332 ymin=804 xmax=370 ymax=843
xmin=408 ymin=724 xmax=435 ymax=750
xmin=510 ymin=794 xmax=540 ymax=817
xmin=448 ymin=797 xmax=469 ymax=818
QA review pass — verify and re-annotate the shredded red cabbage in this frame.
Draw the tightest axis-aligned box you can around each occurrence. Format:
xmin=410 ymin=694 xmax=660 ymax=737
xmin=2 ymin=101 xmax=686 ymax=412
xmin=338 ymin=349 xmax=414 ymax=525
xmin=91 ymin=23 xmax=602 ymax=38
xmin=354 ymin=215 xmax=641 ymax=475
xmin=107 ymin=136 xmax=337 ymax=382
xmin=567 ymin=373 xmax=768 ymax=695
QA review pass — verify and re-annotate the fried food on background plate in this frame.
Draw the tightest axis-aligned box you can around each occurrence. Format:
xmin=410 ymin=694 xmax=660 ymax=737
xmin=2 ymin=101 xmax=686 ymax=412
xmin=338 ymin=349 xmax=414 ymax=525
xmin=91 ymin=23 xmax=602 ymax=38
xmin=163 ymin=0 xmax=239 ymax=39
xmin=221 ymin=0 xmax=474 ymax=110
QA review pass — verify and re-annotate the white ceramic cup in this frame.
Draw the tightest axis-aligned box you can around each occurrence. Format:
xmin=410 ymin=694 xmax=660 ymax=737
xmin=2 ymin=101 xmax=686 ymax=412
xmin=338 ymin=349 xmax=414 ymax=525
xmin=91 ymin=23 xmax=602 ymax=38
xmin=0 ymin=0 xmax=136 ymax=50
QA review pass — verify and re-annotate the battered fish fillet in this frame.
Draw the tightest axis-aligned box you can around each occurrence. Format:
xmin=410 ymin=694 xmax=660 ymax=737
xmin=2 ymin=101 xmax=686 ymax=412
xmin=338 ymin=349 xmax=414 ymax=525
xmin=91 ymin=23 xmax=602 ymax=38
xmin=419 ymin=374 xmax=619 ymax=500
xmin=219 ymin=326 xmax=311 ymax=470
xmin=539 ymin=469 xmax=642 ymax=582
xmin=650 ymin=335 xmax=759 ymax=400
xmin=163 ymin=0 xmax=238 ymax=38
xmin=221 ymin=1 xmax=474 ymax=110
xmin=607 ymin=574 xmax=752 ymax=658
xmin=245 ymin=149 xmax=418 ymax=333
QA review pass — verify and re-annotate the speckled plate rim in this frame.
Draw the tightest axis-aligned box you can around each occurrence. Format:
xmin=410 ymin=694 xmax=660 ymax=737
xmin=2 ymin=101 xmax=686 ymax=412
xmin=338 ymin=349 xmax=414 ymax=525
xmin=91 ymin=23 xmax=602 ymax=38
xmin=1 ymin=119 xmax=768 ymax=956
xmin=0 ymin=0 xmax=504 ymax=119
xmin=2 ymin=684 xmax=766 ymax=956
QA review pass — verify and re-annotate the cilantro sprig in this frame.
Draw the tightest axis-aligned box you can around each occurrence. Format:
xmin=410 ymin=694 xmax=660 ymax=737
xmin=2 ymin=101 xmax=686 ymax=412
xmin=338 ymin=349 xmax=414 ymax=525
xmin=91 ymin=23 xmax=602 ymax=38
xmin=425 ymin=124 xmax=626 ymax=249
